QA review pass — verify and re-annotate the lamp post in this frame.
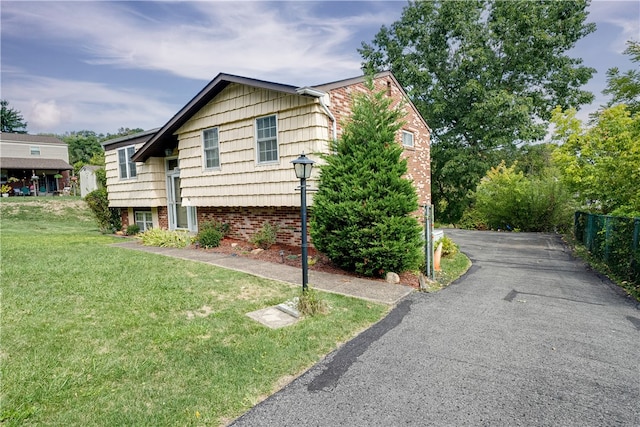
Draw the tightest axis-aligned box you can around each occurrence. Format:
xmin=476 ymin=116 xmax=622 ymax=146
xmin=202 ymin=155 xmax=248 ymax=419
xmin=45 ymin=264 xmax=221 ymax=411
xmin=291 ymin=152 xmax=314 ymax=292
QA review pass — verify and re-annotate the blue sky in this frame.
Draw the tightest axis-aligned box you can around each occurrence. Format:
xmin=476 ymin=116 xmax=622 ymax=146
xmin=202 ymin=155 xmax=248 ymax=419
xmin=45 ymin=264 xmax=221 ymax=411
xmin=1 ymin=1 xmax=638 ymax=135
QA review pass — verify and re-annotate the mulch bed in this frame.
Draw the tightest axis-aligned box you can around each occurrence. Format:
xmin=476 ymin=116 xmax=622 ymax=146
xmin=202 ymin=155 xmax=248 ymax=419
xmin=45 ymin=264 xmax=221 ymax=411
xmin=203 ymin=237 xmax=421 ymax=289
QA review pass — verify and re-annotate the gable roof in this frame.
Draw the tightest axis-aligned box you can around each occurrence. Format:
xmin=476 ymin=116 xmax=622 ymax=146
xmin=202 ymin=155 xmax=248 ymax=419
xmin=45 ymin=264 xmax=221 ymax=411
xmin=0 ymin=132 xmax=66 ymax=145
xmin=129 ymin=71 xmax=429 ymax=162
xmin=131 ymin=74 xmax=304 ymax=162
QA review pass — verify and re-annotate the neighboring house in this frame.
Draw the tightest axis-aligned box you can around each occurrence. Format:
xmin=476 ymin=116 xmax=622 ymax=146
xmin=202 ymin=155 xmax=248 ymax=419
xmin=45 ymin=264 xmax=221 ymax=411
xmin=79 ymin=165 xmax=102 ymax=198
xmin=0 ymin=132 xmax=73 ymax=196
xmin=102 ymin=71 xmax=431 ymax=245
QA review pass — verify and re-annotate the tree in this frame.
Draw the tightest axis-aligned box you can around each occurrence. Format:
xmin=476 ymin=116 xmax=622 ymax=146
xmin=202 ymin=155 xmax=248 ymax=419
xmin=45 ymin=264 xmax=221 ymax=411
xmin=310 ymin=82 xmax=423 ymax=277
xmin=551 ymin=104 xmax=640 ymax=216
xmin=360 ymin=0 xmax=596 ymax=224
xmin=60 ymin=130 xmax=104 ymax=167
xmin=0 ymin=100 xmax=28 ymax=133
xmin=603 ymin=40 xmax=640 ymax=114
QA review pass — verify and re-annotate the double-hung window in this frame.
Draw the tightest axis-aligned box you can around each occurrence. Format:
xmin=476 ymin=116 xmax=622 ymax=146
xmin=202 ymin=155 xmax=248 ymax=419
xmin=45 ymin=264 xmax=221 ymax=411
xmin=118 ymin=146 xmax=137 ymax=179
xmin=203 ymin=127 xmax=220 ymax=169
xmin=402 ymin=130 xmax=414 ymax=148
xmin=256 ymin=115 xmax=278 ymax=164
xmin=30 ymin=146 xmax=41 ymax=156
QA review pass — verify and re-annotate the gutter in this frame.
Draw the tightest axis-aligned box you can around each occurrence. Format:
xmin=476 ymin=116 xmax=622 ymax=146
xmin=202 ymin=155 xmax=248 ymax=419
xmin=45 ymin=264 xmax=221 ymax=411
xmin=296 ymin=87 xmax=336 ymax=142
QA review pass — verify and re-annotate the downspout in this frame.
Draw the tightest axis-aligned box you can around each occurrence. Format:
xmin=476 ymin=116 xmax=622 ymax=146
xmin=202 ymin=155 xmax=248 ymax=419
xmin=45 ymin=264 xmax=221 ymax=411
xmin=296 ymin=87 xmax=336 ymax=142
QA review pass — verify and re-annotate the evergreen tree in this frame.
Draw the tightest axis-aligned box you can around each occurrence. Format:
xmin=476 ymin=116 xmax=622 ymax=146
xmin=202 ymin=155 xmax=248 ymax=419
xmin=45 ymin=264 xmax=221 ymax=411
xmin=310 ymin=82 xmax=422 ymax=277
xmin=0 ymin=100 xmax=28 ymax=133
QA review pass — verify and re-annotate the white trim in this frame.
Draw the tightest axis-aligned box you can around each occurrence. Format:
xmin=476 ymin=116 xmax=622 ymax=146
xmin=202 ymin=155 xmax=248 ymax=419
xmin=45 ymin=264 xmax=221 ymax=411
xmin=402 ymin=130 xmax=415 ymax=148
xmin=202 ymin=127 xmax=220 ymax=170
xmin=255 ymin=114 xmax=279 ymax=165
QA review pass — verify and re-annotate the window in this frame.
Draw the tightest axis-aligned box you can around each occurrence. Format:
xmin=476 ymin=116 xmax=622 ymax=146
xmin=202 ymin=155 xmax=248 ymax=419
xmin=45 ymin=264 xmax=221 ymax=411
xmin=402 ymin=130 xmax=414 ymax=148
xmin=30 ymin=146 xmax=41 ymax=155
xmin=256 ymin=115 xmax=278 ymax=163
xmin=118 ymin=146 xmax=137 ymax=179
xmin=134 ymin=210 xmax=153 ymax=231
xmin=203 ymin=128 xmax=220 ymax=169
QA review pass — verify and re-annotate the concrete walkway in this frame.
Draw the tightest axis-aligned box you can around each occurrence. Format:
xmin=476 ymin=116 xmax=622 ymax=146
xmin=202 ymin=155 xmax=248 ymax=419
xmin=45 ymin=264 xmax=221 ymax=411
xmin=111 ymin=240 xmax=414 ymax=305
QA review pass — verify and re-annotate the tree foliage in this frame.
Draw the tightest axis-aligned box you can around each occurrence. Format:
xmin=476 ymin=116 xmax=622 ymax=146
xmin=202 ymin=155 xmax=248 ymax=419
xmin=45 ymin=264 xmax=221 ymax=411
xmin=551 ymin=104 xmax=640 ymax=216
xmin=310 ymin=83 xmax=422 ymax=277
xmin=0 ymin=100 xmax=28 ymax=133
xmin=360 ymin=0 xmax=596 ymax=224
xmin=60 ymin=127 xmax=142 ymax=173
xmin=603 ymin=40 xmax=640 ymax=114
xmin=61 ymin=130 xmax=104 ymax=167
xmin=468 ymin=160 xmax=572 ymax=232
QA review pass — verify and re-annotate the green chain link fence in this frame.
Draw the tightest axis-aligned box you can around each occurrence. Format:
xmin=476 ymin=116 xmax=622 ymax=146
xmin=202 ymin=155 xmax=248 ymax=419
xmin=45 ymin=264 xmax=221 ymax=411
xmin=574 ymin=211 xmax=640 ymax=285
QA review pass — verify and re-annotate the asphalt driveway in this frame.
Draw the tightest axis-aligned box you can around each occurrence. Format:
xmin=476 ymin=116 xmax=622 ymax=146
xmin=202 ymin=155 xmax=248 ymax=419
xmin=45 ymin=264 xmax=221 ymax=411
xmin=232 ymin=230 xmax=640 ymax=426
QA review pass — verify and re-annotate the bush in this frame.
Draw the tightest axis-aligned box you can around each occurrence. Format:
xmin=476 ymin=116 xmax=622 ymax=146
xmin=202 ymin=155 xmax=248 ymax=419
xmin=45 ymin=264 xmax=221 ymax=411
xmin=250 ymin=223 xmax=278 ymax=249
xmin=139 ymin=228 xmax=193 ymax=248
xmin=126 ymin=224 xmax=140 ymax=236
xmin=84 ymin=188 xmax=120 ymax=233
xmin=438 ymin=235 xmax=459 ymax=258
xmin=197 ymin=221 xmax=229 ymax=248
xmin=470 ymin=161 xmax=572 ymax=232
xmin=310 ymin=81 xmax=422 ymax=277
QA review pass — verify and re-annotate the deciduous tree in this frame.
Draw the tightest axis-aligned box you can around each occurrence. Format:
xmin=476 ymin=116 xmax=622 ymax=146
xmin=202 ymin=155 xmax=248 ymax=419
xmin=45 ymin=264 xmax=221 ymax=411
xmin=551 ymin=104 xmax=640 ymax=216
xmin=603 ymin=40 xmax=640 ymax=114
xmin=360 ymin=0 xmax=596 ymax=224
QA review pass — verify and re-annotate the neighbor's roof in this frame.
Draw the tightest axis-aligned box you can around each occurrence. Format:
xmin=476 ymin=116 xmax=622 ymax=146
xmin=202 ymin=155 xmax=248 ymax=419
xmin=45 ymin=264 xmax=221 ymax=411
xmin=0 ymin=132 xmax=66 ymax=145
xmin=0 ymin=157 xmax=73 ymax=170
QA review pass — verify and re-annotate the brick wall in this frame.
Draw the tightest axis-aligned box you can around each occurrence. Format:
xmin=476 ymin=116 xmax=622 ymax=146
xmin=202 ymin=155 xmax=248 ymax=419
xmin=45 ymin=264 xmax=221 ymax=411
xmin=197 ymin=206 xmax=308 ymax=247
xmin=158 ymin=206 xmax=169 ymax=229
xmin=326 ymin=76 xmax=431 ymax=207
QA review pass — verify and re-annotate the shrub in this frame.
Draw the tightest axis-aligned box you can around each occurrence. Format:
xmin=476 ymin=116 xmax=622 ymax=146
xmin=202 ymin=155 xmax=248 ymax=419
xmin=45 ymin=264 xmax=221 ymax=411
xmin=311 ymin=81 xmax=422 ymax=277
xmin=139 ymin=228 xmax=193 ymax=248
xmin=126 ymin=224 xmax=140 ymax=236
xmin=438 ymin=235 xmax=459 ymax=258
xmin=196 ymin=221 xmax=229 ymax=248
xmin=470 ymin=161 xmax=572 ymax=232
xmin=84 ymin=188 xmax=120 ymax=233
xmin=250 ymin=223 xmax=278 ymax=249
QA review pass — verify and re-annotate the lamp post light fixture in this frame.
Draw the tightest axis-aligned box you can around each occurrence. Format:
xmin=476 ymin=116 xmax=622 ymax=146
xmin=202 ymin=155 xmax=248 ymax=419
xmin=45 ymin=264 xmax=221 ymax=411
xmin=291 ymin=152 xmax=315 ymax=292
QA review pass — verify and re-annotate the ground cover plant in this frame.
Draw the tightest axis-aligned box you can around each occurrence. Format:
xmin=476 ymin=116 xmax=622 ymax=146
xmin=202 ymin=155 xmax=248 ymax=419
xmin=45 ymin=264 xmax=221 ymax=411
xmin=0 ymin=198 xmax=387 ymax=426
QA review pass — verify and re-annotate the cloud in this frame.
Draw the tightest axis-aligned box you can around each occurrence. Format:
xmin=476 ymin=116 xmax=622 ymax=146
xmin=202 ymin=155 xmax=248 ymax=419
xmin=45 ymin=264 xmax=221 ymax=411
xmin=2 ymin=74 xmax=175 ymax=134
xmin=1 ymin=1 xmax=397 ymax=84
xmin=589 ymin=1 xmax=640 ymax=53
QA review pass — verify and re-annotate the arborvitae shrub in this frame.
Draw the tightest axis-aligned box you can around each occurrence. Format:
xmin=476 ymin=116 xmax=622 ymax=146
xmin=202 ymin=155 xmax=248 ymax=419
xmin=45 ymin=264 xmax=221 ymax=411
xmin=310 ymin=80 xmax=422 ymax=277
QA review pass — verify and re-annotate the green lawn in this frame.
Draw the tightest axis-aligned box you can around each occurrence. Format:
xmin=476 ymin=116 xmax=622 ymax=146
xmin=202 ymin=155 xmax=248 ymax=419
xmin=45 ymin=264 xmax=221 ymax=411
xmin=0 ymin=198 xmax=387 ymax=426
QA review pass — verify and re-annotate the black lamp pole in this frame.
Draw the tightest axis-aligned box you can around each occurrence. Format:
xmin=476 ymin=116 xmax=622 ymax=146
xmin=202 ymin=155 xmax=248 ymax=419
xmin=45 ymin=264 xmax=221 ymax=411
xmin=300 ymin=175 xmax=309 ymax=292
xmin=291 ymin=153 xmax=314 ymax=292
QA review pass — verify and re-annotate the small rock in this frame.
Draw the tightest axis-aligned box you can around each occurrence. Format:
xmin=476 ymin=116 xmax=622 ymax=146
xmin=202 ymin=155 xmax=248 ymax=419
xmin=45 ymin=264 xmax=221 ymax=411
xmin=251 ymin=248 xmax=264 ymax=255
xmin=386 ymin=272 xmax=400 ymax=284
xmin=231 ymin=243 xmax=238 ymax=248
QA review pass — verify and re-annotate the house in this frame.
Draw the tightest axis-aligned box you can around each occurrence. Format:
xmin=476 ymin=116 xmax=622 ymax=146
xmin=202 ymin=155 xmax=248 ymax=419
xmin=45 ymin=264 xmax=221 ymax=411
xmin=0 ymin=132 xmax=73 ymax=196
xmin=79 ymin=165 xmax=103 ymax=197
xmin=102 ymin=71 xmax=431 ymax=246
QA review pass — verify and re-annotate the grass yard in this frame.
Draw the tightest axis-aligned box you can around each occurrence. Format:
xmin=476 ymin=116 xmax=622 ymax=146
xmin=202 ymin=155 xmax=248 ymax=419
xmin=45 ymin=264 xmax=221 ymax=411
xmin=0 ymin=198 xmax=388 ymax=426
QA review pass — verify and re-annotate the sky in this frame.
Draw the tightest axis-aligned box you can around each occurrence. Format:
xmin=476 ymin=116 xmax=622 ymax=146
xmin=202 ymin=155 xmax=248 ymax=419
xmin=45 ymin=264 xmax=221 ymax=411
xmin=1 ymin=1 xmax=639 ymax=136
